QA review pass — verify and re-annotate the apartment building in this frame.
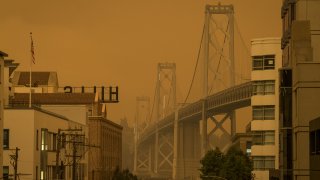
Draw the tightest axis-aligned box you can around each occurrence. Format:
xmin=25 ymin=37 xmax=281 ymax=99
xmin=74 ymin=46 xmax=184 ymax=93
xmin=280 ymin=0 xmax=320 ymax=179
xmin=88 ymin=116 xmax=122 ymax=180
xmin=309 ymin=117 xmax=320 ymax=180
xmin=250 ymin=38 xmax=281 ymax=180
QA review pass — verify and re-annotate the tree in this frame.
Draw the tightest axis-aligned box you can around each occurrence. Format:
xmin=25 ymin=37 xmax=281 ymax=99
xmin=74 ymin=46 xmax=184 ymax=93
xmin=200 ymin=147 xmax=253 ymax=180
xmin=199 ymin=148 xmax=224 ymax=179
xmin=112 ymin=166 xmax=138 ymax=180
xmin=220 ymin=147 xmax=253 ymax=180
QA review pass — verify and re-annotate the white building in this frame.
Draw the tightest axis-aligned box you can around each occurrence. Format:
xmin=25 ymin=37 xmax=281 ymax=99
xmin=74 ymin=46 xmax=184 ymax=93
xmin=250 ymin=38 xmax=281 ymax=179
xmin=7 ymin=70 xmax=122 ymax=180
xmin=4 ymin=71 xmax=95 ymax=180
xmin=3 ymin=107 xmax=88 ymax=180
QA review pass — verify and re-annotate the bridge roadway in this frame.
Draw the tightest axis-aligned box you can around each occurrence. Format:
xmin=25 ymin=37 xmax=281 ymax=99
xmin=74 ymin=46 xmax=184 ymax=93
xmin=138 ymin=81 xmax=253 ymax=144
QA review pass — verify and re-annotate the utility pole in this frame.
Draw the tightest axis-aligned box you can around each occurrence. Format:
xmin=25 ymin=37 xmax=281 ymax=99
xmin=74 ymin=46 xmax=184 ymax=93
xmin=55 ymin=129 xmax=61 ymax=180
xmin=55 ymin=128 xmax=82 ymax=180
xmin=56 ymin=128 xmax=99 ymax=180
xmin=9 ymin=147 xmax=20 ymax=180
xmin=72 ymin=139 xmax=77 ymax=180
xmin=14 ymin=147 xmax=19 ymax=180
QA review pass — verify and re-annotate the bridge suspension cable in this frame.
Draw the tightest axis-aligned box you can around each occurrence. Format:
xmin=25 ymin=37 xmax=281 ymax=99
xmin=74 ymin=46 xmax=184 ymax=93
xmin=209 ymin=19 xmax=230 ymax=94
xmin=182 ymin=22 xmax=205 ymax=106
xmin=147 ymin=79 xmax=159 ymax=125
xmin=234 ymin=16 xmax=251 ymax=82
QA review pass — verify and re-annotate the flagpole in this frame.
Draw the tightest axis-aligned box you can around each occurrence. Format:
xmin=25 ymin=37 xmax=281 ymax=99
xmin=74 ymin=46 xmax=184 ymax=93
xmin=29 ymin=32 xmax=33 ymax=108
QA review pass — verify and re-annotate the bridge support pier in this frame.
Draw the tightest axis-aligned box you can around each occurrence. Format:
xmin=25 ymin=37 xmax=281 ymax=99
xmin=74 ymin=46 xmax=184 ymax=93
xmin=230 ymin=110 xmax=236 ymax=137
xmin=173 ymin=108 xmax=201 ymax=179
xmin=200 ymin=99 xmax=208 ymax=157
xmin=173 ymin=110 xmax=180 ymax=179
xmin=135 ymin=143 xmax=152 ymax=176
xmin=154 ymin=128 xmax=159 ymax=174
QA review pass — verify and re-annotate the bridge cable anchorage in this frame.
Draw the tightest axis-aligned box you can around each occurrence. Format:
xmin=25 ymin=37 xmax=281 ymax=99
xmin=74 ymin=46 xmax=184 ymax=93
xmin=182 ymin=22 xmax=205 ymax=106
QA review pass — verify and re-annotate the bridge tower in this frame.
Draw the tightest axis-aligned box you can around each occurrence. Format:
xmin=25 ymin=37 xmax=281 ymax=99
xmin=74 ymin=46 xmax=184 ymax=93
xmin=201 ymin=3 xmax=235 ymax=156
xmin=155 ymin=62 xmax=176 ymax=120
xmin=135 ymin=96 xmax=150 ymax=138
xmin=154 ymin=62 xmax=176 ymax=175
xmin=134 ymin=96 xmax=151 ymax=174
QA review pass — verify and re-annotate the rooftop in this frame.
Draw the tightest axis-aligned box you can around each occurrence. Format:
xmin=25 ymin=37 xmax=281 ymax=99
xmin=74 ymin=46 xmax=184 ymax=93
xmin=12 ymin=71 xmax=59 ymax=87
xmin=0 ymin=51 xmax=8 ymax=57
xmin=10 ymin=93 xmax=95 ymax=105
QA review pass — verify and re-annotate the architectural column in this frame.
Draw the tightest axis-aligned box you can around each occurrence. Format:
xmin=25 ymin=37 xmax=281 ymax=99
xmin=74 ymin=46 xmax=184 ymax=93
xmin=173 ymin=109 xmax=179 ymax=179
xmin=133 ymin=143 xmax=137 ymax=173
xmin=200 ymin=99 xmax=207 ymax=157
xmin=230 ymin=111 xmax=236 ymax=137
xmin=148 ymin=145 xmax=152 ymax=173
xmin=154 ymin=128 xmax=159 ymax=174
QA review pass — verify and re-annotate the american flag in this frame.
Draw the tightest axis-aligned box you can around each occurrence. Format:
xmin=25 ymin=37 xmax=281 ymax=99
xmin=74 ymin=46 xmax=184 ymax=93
xmin=30 ymin=32 xmax=35 ymax=64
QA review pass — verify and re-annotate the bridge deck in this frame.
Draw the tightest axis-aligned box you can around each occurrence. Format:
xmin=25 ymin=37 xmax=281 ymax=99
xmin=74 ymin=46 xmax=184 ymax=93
xmin=138 ymin=82 xmax=253 ymax=144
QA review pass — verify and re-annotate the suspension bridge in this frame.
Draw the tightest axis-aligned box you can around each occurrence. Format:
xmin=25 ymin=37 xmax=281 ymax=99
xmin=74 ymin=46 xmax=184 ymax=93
xmin=134 ymin=3 xmax=253 ymax=179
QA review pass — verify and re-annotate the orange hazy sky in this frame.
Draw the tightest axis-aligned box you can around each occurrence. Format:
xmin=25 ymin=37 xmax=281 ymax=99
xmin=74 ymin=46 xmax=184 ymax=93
xmin=0 ymin=0 xmax=282 ymax=124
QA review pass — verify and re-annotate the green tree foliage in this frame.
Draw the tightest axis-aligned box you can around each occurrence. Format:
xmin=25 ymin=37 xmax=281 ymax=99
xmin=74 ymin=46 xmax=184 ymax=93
xmin=112 ymin=167 xmax=138 ymax=180
xmin=221 ymin=147 xmax=253 ymax=180
xmin=200 ymin=147 xmax=253 ymax=180
xmin=199 ymin=148 xmax=224 ymax=179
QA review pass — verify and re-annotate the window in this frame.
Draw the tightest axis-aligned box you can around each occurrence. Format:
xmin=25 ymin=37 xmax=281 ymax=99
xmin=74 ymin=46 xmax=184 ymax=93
xmin=246 ymin=141 xmax=252 ymax=156
xmin=252 ymin=55 xmax=275 ymax=70
xmin=3 ymin=166 xmax=9 ymax=180
xmin=252 ymin=156 xmax=275 ymax=170
xmin=3 ymin=129 xmax=9 ymax=149
xmin=252 ymin=131 xmax=275 ymax=145
xmin=42 ymin=132 xmax=59 ymax=151
xmin=253 ymin=80 xmax=275 ymax=95
xmin=317 ymin=130 xmax=320 ymax=153
xmin=41 ymin=129 xmax=47 ymax=151
xmin=253 ymin=105 xmax=275 ymax=120
xmin=40 ymin=170 xmax=44 ymax=180
xmin=310 ymin=129 xmax=320 ymax=155
xmin=36 ymin=130 xmax=39 ymax=150
xmin=53 ymin=133 xmax=57 ymax=151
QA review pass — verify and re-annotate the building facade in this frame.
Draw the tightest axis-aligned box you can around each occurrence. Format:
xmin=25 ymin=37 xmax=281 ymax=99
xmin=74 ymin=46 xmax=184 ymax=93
xmin=120 ymin=118 xmax=134 ymax=172
xmin=8 ymin=71 xmax=123 ymax=179
xmin=0 ymin=51 xmax=20 ymax=179
xmin=3 ymin=107 xmax=88 ymax=180
xmin=0 ymin=51 xmax=7 ymax=179
xmin=281 ymin=0 xmax=320 ymax=179
xmin=309 ymin=117 xmax=320 ymax=180
xmin=250 ymin=38 xmax=281 ymax=180
xmin=88 ymin=116 xmax=122 ymax=180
